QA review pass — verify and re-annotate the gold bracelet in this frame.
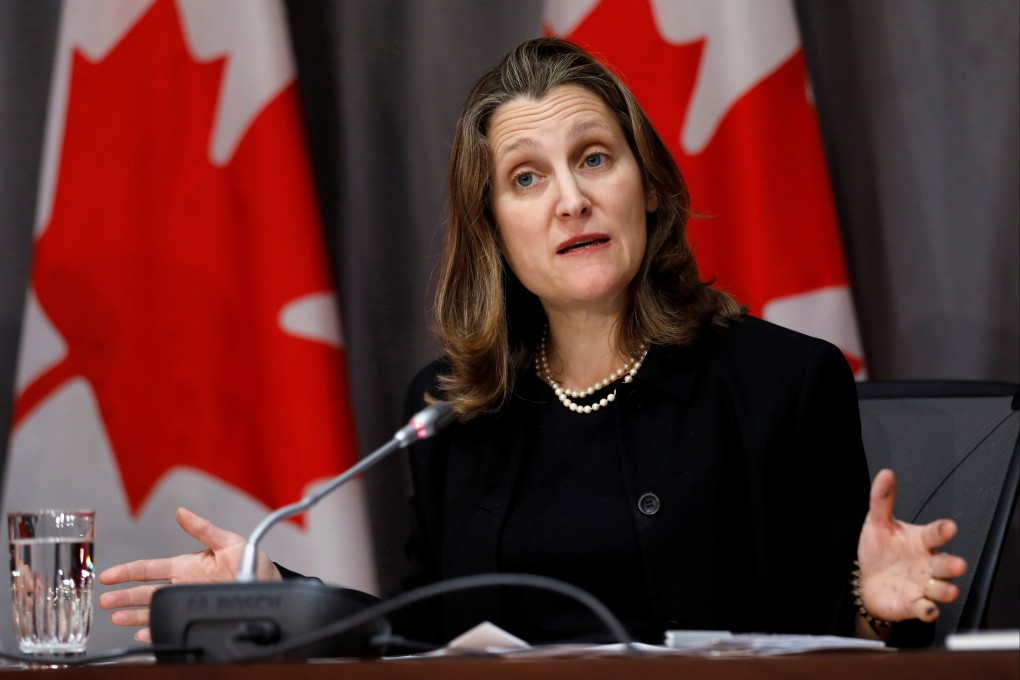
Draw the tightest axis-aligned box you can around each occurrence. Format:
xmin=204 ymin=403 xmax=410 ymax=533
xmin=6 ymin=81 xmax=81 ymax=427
xmin=851 ymin=560 xmax=895 ymax=633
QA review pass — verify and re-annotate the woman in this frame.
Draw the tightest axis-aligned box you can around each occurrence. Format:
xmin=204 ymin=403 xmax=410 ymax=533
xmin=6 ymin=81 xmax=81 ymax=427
xmin=98 ymin=38 xmax=966 ymax=647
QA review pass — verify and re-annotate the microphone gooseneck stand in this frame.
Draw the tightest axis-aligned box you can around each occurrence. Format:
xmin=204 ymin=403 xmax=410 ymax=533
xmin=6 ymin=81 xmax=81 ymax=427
xmin=149 ymin=403 xmax=455 ymax=662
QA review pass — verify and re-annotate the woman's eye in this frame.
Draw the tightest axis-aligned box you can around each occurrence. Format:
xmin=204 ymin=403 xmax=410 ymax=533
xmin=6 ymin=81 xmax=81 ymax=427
xmin=584 ymin=153 xmax=606 ymax=168
xmin=514 ymin=172 xmax=535 ymax=188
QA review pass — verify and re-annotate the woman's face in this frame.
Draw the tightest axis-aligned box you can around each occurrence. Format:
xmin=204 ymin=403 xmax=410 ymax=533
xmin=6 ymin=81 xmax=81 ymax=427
xmin=488 ymin=84 xmax=657 ymax=316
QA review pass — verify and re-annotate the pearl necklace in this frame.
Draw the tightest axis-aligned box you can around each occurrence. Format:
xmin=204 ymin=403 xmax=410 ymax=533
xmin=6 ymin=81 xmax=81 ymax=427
xmin=535 ymin=327 xmax=648 ymax=414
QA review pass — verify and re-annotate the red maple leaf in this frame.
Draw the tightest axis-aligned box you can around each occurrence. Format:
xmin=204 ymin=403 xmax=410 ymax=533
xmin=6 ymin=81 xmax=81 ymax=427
xmin=15 ymin=0 xmax=357 ymax=517
xmin=555 ymin=0 xmax=853 ymax=316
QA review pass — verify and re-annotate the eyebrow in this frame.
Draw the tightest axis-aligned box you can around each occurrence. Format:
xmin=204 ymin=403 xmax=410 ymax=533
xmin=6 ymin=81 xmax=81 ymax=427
xmin=568 ymin=119 xmax=614 ymax=139
xmin=495 ymin=137 xmax=537 ymax=162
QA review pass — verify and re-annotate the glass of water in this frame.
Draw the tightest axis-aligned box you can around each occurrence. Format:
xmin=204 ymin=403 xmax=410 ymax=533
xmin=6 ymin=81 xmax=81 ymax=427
xmin=8 ymin=510 xmax=95 ymax=654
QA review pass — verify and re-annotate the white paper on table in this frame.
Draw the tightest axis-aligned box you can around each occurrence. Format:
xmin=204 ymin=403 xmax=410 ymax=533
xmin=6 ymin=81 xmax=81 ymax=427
xmin=390 ymin=623 xmax=889 ymax=659
xmin=663 ymin=632 xmax=888 ymax=656
xmin=945 ymin=630 xmax=1020 ymax=651
xmin=406 ymin=621 xmax=532 ymax=657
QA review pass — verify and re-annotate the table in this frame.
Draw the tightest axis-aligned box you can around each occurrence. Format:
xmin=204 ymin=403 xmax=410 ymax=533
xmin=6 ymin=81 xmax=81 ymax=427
xmin=1 ymin=650 xmax=1016 ymax=679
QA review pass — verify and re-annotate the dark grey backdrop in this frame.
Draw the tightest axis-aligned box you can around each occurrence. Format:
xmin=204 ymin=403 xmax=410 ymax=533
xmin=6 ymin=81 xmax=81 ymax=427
xmin=1 ymin=0 xmax=1017 ymax=619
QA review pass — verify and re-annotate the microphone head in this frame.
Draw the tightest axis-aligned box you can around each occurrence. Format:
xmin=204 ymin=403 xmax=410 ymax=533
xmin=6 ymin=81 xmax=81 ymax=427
xmin=395 ymin=402 xmax=455 ymax=447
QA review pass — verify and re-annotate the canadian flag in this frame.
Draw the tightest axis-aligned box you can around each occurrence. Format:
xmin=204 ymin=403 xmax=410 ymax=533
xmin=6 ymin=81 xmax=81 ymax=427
xmin=2 ymin=0 xmax=375 ymax=651
xmin=545 ymin=0 xmax=866 ymax=375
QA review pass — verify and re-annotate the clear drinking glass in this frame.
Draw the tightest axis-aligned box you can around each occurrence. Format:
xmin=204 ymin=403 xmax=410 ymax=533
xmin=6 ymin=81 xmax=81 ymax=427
xmin=8 ymin=510 xmax=95 ymax=654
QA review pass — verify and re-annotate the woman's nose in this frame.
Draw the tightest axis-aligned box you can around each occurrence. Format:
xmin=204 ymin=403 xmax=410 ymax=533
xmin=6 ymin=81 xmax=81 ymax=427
xmin=555 ymin=172 xmax=592 ymax=218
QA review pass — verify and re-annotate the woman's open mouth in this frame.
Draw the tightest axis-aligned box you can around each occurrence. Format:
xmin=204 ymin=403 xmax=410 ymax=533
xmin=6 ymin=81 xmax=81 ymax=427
xmin=557 ymin=235 xmax=610 ymax=254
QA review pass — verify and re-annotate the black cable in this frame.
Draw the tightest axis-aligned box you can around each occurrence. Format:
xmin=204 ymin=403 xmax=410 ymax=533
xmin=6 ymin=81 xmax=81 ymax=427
xmin=258 ymin=572 xmax=638 ymax=659
xmin=367 ymin=634 xmax=442 ymax=654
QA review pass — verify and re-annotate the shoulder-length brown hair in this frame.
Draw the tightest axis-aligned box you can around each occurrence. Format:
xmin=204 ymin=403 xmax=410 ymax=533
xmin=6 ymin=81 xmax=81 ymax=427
xmin=433 ymin=37 xmax=740 ymax=418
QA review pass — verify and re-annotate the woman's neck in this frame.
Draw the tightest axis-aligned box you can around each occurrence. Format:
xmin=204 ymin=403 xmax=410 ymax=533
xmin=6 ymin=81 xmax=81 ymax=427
xmin=542 ymin=308 xmax=632 ymax=392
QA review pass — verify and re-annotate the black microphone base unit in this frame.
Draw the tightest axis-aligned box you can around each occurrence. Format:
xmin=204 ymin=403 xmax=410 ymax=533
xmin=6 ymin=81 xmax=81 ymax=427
xmin=150 ymin=579 xmax=387 ymax=662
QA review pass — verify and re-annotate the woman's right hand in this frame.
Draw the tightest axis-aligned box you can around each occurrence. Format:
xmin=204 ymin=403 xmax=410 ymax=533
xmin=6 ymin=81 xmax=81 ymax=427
xmin=97 ymin=507 xmax=281 ymax=643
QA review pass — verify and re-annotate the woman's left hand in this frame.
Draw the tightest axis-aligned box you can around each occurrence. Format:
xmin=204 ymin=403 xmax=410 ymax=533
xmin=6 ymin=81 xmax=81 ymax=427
xmin=856 ymin=469 xmax=968 ymax=624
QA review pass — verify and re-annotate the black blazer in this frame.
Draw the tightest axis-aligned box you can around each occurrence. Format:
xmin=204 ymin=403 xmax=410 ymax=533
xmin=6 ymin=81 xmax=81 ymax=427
xmin=395 ymin=316 xmax=870 ymax=644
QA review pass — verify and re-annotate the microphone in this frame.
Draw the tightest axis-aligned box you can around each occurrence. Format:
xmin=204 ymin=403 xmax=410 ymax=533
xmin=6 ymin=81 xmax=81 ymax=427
xmin=149 ymin=402 xmax=455 ymax=662
xmin=237 ymin=401 xmax=455 ymax=582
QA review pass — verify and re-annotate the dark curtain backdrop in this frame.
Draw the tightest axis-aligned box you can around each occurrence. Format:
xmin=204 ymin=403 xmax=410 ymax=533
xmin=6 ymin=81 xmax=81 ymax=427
xmin=1 ymin=0 xmax=1017 ymax=616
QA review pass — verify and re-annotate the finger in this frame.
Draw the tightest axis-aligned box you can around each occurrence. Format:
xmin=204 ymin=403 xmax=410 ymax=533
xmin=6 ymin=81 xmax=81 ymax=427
xmin=924 ymin=577 xmax=960 ymax=604
xmin=257 ymin=558 xmax=284 ymax=582
xmin=867 ymin=469 xmax=896 ymax=526
xmin=98 ymin=584 xmax=163 ymax=610
xmin=135 ymin=628 xmax=152 ymax=644
xmin=176 ymin=507 xmax=240 ymax=552
xmin=99 ymin=558 xmax=178 ymax=585
xmin=921 ymin=519 xmax=958 ymax=550
xmin=110 ymin=607 xmax=151 ymax=628
xmin=913 ymin=598 xmax=940 ymax=623
xmin=929 ymin=552 xmax=968 ymax=580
